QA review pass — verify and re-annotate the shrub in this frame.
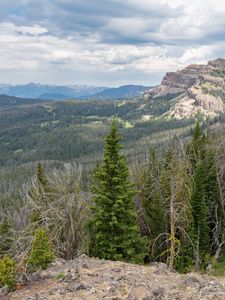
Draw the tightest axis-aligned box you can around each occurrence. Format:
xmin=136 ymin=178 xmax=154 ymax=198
xmin=208 ymin=258 xmax=225 ymax=276
xmin=27 ymin=228 xmax=55 ymax=271
xmin=0 ymin=256 xmax=16 ymax=290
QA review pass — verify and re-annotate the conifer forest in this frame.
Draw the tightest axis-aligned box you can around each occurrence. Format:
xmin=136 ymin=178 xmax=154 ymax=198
xmin=1 ymin=116 xmax=225 ymax=289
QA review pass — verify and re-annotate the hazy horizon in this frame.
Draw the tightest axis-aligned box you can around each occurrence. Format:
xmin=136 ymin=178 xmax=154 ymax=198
xmin=0 ymin=81 xmax=154 ymax=88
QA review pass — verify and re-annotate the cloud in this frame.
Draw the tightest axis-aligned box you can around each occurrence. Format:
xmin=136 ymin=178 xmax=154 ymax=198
xmin=0 ymin=0 xmax=225 ymax=85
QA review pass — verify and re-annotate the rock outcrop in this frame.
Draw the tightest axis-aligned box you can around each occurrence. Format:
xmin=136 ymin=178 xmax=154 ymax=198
xmin=144 ymin=58 xmax=225 ymax=119
xmin=5 ymin=255 xmax=225 ymax=300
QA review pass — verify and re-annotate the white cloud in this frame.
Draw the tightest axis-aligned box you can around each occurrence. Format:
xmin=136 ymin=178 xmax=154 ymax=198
xmin=179 ymin=46 xmax=214 ymax=65
xmin=0 ymin=1 xmax=225 ymax=85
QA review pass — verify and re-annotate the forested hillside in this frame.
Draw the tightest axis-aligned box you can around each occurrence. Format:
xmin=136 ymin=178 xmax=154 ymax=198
xmin=1 ymin=119 xmax=225 ymax=295
xmin=0 ymin=94 xmax=196 ymax=214
xmin=0 ymin=95 xmax=195 ymax=167
xmin=1 ymin=61 xmax=225 ymax=295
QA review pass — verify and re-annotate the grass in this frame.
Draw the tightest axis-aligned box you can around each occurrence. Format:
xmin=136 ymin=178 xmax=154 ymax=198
xmin=55 ymin=272 xmax=66 ymax=280
xmin=209 ymin=260 xmax=225 ymax=276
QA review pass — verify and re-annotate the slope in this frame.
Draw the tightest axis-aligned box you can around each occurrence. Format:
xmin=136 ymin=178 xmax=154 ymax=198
xmin=142 ymin=58 xmax=225 ymax=119
xmin=6 ymin=255 xmax=225 ymax=300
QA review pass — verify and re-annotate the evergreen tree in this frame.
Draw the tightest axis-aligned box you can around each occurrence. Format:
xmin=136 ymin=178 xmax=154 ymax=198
xmin=188 ymin=122 xmax=225 ymax=267
xmin=27 ymin=228 xmax=55 ymax=271
xmin=143 ymin=152 xmax=171 ymax=262
xmin=37 ymin=163 xmax=48 ymax=188
xmin=143 ymin=151 xmax=166 ymax=236
xmin=142 ymin=150 xmax=168 ymax=262
xmin=187 ymin=121 xmax=206 ymax=168
xmin=204 ymin=149 xmax=225 ymax=254
xmin=191 ymin=161 xmax=210 ymax=266
xmin=143 ymin=141 xmax=194 ymax=271
xmin=89 ymin=122 xmax=146 ymax=263
xmin=36 ymin=163 xmax=52 ymax=196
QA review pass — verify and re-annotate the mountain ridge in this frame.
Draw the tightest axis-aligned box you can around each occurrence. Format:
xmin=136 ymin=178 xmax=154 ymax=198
xmin=0 ymin=83 xmax=108 ymax=100
xmin=0 ymin=83 xmax=151 ymax=100
xmin=81 ymin=84 xmax=151 ymax=99
xmin=143 ymin=58 xmax=225 ymax=119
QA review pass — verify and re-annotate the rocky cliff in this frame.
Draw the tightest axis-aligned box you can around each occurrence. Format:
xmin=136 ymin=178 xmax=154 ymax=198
xmin=143 ymin=58 xmax=225 ymax=119
xmin=5 ymin=255 xmax=225 ymax=300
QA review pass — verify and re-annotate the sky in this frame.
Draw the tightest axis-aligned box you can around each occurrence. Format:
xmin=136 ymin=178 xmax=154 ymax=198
xmin=0 ymin=0 xmax=225 ymax=86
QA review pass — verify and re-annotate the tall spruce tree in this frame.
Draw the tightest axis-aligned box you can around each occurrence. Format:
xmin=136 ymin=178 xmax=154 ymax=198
xmin=204 ymin=149 xmax=225 ymax=254
xmin=89 ymin=122 xmax=146 ymax=263
xmin=142 ymin=150 xmax=167 ymax=262
xmin=188 ymin=122 xmax=220 ymax=268
xmin=187 ymin=121 xmax=206 ymax=168
xmin=191 ymin=161 xmax=210 ymax=262
xmin=142 ymin=143 xmax=194 ymax=271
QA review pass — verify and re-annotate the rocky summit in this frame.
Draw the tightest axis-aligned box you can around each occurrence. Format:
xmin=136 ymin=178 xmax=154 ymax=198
xmin=143 ymin=58 xmax=225 ymax=119
xmin=4 ymin=255 xmax=225 ymax=300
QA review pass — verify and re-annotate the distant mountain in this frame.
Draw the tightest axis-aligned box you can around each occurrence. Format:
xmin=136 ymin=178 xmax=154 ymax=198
xmin=83 ymin=85 xmax=151 ymax=99
xmin=38 ymin=93 xmax=75 ymax=100
xmin=0 ymin=83 xmax=151 ymax=100
xmin=0 ymin=83 xmax=108 ymax=100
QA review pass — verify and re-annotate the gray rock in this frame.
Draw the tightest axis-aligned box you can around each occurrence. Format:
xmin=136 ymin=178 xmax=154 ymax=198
xmin=50 ymin=258 xmax=66 ymax=268
xmin=59 ymin=287 xmax=67 ymax=295
xmin=0 ymin=286 xmax=9 ymax=296
xmin=153 ymin=287 xmax=165 ymax=299
xmin=127 ymin=283 xmax=154 ymax=300
xmin=49 ymin=287 xmax=59 ymax=295
xmin=68 ymin=283 xmax=89 ymax=293
xmin=200 ymin=280 xmax=225 ymax=298
xmin=182 ymin=276 xmax=201 ymax=287
xmin=151 ymin=262 xmax=171 ymax=275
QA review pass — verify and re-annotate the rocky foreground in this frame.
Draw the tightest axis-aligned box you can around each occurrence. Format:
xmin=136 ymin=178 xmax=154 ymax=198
xmin=2 ymin=255 xmax=225 ymax=300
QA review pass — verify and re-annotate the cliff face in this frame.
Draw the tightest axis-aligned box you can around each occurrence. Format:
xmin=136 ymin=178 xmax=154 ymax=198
xmin=5 ymin=255 xmax=225 ymax=300
xmin=143 ymin=58 xmax=225 ymax=119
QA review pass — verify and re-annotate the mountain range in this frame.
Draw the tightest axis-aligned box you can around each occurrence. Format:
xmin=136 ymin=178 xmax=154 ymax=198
xmin=81 ymin=85 xmax=151 ymax=99
xmin=0 ymin=83 xmax=150 ymax=100
xmin=3 ymin=57 xmax=225 ymax=119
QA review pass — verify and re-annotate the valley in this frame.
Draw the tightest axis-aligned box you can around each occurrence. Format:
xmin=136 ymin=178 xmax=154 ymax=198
xmin=2 ymin=58 xmax=225 ymax=298
xmin=2 ymin=58 xmax=225 ymax=210
xmin=2 ymin=1 xmax=225 ymax=298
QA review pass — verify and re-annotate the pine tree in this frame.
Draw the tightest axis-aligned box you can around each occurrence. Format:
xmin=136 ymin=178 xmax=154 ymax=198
xmin=142 ymin=150 xmax=167 ymax=262
xmin=142 ymin=142 xmax=194 ymax=271
xmin=89 ymin=122 xmax=146 ymax=264
xmin=188 ymin=122 xmax=224 ymax=267
xmin=187 ymin=121 xmax=206 ymax=168
xmin=191 ymin=161 xmax=210 ymax=266
xmin=204 ymin=149 xmax=225 ymax=254
xmin=143 ymin=151 xmax=164 ymax=235
xmin=27 ymin=228 xmax=55 ymax=271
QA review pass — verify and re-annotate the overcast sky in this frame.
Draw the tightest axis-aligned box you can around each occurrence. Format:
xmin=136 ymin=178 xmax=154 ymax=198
xmin=0 ymin=0 xmax=225 ymax=86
